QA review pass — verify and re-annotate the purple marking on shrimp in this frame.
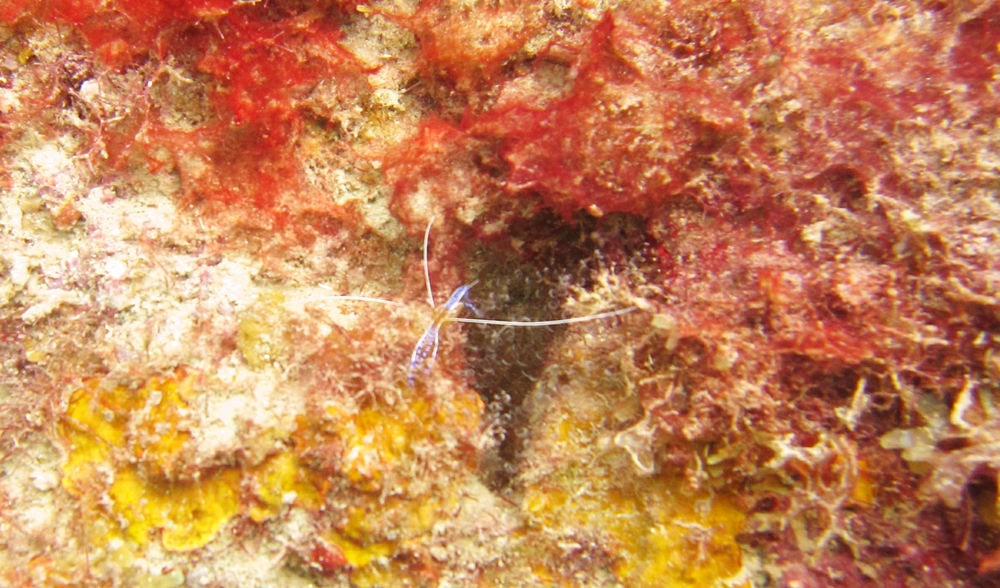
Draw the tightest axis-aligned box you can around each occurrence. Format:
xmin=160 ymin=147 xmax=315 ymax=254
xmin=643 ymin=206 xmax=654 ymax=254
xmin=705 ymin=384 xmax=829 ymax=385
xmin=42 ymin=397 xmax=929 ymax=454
xmin=442 ymin=284 xmax=473 ymax=310
xmin=407 ymin=283 xmax=480 ymax=386
xmin=407 ymin=323 xmax=441 ymax=387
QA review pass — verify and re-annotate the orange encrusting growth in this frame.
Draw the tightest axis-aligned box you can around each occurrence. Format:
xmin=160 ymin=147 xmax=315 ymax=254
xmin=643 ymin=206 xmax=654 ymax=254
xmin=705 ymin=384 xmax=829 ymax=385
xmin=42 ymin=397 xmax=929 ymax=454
xmin=58 ymin=362 xmax=492 ymax=582
xmin=60 ymin=369 xmax=243 ymax=551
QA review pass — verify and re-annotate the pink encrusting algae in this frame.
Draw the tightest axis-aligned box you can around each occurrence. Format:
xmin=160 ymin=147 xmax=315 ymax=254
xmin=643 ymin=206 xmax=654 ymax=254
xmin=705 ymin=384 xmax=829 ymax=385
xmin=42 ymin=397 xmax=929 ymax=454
xmin=1 ymin=0 xmax=999 ymax=586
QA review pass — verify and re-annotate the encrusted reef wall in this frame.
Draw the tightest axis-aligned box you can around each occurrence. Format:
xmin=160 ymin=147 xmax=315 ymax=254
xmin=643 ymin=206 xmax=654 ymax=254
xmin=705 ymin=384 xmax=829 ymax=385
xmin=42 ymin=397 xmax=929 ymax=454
xmin=1 ymin=0 xmax=1000 ymax=586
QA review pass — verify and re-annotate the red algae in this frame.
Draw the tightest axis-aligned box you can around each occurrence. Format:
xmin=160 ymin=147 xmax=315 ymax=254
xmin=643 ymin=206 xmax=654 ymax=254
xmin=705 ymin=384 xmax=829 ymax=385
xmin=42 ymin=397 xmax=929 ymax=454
xmin=406 ymin=0 xmax=544 ymax=93
xmin=0 ymin=0 xmax=237 ymax=70
xmin=3 ymin=0 xmax=370 ymax=244
xmin=143 ymin=3 xmax=367 ymax=239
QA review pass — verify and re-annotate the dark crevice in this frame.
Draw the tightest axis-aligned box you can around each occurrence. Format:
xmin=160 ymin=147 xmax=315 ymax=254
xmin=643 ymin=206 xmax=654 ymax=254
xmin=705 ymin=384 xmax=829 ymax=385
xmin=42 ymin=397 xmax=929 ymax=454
xmin=462 ymin=211 xmax=651 ymax=491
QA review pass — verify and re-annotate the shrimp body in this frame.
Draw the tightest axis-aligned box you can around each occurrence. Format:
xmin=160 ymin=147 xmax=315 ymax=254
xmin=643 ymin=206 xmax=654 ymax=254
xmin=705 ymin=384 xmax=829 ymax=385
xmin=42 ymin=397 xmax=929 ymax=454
xmin=407 ymin=284 xmax=478 ymax=386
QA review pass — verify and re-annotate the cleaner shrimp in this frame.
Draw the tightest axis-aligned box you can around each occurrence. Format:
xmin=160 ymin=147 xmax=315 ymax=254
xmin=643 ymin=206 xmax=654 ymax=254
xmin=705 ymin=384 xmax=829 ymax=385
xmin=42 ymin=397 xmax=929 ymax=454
xmin=304 ymin=218 xmax=638 ymax=386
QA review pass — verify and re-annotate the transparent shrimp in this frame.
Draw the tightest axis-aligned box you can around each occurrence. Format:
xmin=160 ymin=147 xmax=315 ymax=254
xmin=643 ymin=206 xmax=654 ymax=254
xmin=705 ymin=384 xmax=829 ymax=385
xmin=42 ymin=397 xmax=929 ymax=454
xmin=408 ymin=283 xmax=479 ymax=386
xmin=300 ymin=217 xmax=638 ymax=386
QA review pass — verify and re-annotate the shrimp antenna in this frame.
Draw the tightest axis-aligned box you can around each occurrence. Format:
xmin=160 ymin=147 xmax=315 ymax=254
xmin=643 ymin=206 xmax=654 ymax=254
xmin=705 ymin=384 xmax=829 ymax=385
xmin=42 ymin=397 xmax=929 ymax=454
xmin=422 ymin=216 xmax=435 ymax=307
xmin=292 ymin=295 xmax=405 ymax=306
xmin=449 ymin=306 xmax=638 ymax=327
